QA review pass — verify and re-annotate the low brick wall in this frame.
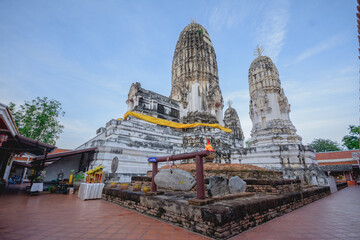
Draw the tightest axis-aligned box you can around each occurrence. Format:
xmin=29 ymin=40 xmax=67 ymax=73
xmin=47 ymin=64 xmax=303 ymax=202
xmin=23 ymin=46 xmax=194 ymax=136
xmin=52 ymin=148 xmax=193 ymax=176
xmin=131 ymin=176 xmax=152 ymax=187
xmin=132 ymin=176 xmax=301 ymax=194
xmin=201 ymin=170 xmax=283 ymax=180
xmin=148 ymin=169 xmax=283 ymax=180
xmin=103 ymin=186 xmax=331 ymax=239
xmin=245 ymin=179 xmax=302 ymax=194
xmin=336 ymin=182 xmax=348 ymax=190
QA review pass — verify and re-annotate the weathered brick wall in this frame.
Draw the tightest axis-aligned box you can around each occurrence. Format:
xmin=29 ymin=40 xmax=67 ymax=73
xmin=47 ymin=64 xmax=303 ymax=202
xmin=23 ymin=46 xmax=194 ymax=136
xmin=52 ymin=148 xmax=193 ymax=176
xmin=131 ymin=176 xmax=152 ymax=187
xmin=103 ymin=186 xmax=333 ymax=239
xmin=245 ymin=179 xmax=302 ymax=194
xmin=336 ymin=182 xmax=348 ymax=190
xmin=132 ymin=176 xmax=300 ymax=194
xmin=148 ymin=169 xmax=283 ymax=180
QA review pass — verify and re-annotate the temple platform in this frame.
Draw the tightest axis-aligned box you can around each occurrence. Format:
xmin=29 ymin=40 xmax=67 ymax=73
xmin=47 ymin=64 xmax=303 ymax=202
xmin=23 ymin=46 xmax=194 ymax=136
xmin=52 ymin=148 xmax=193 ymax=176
xmin=102 ymin=184 xmax=341 ymax=239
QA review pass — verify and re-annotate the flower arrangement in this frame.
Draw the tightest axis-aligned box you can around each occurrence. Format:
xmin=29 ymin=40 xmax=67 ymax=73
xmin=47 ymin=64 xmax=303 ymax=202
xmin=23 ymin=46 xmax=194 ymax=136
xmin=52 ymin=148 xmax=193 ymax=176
xmin=86 ymin=165 xmax=103 ymax=175
xmin=85 ymin=165 xmax=103 ymax=183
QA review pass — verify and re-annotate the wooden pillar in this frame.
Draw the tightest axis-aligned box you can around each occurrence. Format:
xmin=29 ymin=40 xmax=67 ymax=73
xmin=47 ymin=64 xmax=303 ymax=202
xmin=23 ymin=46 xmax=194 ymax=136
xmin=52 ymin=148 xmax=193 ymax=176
xmin=79 ymin=153 xmax=84 ymax=172
xmin=151 ymin=162 xmax=158 ymax=192
xmin=195 ymin=155 xmax=205 ymax=200
xmin=42 ymin=149 xmax=47 ymax=170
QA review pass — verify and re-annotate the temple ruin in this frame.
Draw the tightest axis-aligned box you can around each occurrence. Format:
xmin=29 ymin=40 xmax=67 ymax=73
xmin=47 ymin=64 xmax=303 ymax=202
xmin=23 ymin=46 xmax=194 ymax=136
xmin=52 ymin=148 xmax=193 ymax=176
xmin=77 ymin=21 xmax=326 ymax=186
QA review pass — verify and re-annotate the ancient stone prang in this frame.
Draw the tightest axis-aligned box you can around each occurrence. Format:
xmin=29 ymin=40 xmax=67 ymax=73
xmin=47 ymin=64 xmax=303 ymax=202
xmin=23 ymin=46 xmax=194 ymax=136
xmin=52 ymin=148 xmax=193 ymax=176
xmin=241 ymin=54 xmax=327 ymax=185
xmin=224 ymin=103 xmax=244 ymax=148
xmin=248 ymin=56 xmax=300 ymax=146
xmin=170 ymin=22 xmax=224 ymax=124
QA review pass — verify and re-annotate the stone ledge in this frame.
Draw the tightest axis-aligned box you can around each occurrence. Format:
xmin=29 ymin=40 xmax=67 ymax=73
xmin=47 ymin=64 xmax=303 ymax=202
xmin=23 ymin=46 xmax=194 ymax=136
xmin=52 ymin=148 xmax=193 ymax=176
xmin=188 ymin=198 xmax=215 ymax=206
xmin=212 ymin=192 xmax=254 ymax=201
xmin=187 ymin=193 xmax=254 ymax=206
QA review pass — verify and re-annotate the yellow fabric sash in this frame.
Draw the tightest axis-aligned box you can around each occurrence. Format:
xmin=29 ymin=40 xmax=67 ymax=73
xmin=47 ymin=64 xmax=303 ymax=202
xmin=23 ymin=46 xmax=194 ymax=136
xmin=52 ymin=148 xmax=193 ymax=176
xmin=120 ymin=111 xmax=232 ymax=134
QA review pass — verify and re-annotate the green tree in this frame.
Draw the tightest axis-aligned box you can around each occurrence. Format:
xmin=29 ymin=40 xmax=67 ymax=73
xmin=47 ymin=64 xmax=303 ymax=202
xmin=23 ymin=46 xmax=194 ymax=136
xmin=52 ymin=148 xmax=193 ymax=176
xmin=9 ymin=97 xmax=65 ymax=145
xmin=342 ymin=125 xmax=359 ymax=150
xmin=310 ymin=138 xmax=341 ymax=153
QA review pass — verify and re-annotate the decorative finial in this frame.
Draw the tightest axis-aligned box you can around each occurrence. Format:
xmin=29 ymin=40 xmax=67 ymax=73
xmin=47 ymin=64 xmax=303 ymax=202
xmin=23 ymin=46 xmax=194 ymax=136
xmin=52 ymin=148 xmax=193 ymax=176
xmin=227 ymin=99 xmax=233 ymax=108
xmin=253 ymin=44 xmax=265 ymax=57
xmin=191 ymin=17 xmax=197 ymax=24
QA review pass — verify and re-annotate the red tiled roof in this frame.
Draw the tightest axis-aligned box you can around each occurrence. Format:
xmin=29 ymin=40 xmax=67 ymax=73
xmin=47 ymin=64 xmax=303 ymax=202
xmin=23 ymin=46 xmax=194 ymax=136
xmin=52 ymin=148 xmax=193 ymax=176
xmin=33 ymin=147 xmax=97 ymax=161
xmin=318 ymin=161 xmax=358 ymax=166
xmin=315 ymin=150 xmax=359 ymax=160
xmin=49 ymin=148 xmax=71 ymax=155
xmin=13 ymin=148 xmax=71 ymax=162
xmin=13 ymin=156 xmax=31 ymax=161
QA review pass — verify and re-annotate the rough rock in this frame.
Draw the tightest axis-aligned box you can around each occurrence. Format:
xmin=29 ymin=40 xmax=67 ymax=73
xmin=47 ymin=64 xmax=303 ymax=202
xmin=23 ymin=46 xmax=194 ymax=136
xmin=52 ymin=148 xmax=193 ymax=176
xmin=154 ymin=169 xmax=196 ymax=191
xmin=207 ymin=176 xmax=229 ymax=197
xmin=228 ymin=176 xmax=247 ymax=194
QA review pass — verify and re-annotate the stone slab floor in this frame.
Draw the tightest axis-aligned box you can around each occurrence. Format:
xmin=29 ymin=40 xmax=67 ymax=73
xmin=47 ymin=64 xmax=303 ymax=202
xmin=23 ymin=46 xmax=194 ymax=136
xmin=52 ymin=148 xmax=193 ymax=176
xmin=231 ymin=186 xmax=360 ymax=240
xmin=0 ymin=186 xmax=359 ymax=240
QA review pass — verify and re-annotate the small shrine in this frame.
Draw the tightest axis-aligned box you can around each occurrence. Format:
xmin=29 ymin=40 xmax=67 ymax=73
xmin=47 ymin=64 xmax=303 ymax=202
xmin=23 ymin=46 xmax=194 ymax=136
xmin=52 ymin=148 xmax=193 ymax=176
xmin=78 ymin=165 xmax=105 ymax=200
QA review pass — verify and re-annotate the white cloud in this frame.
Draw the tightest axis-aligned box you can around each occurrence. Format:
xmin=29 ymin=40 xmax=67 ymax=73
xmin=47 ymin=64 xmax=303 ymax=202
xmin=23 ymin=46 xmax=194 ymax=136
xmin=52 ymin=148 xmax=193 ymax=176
xmin=208 ymin=0 xmax=251 ymax=31
xmin=294 ymin=34 xmax=346 ymax=63
xmin=256 ymin=0 xmax=289 ymax=62
xmin=283 ymin=68 xmax=357 ymax=145
xmin=56 ymin=118 xmax=97 ymax=149
xmin=224 ymin=89 xmax=249 ymax=102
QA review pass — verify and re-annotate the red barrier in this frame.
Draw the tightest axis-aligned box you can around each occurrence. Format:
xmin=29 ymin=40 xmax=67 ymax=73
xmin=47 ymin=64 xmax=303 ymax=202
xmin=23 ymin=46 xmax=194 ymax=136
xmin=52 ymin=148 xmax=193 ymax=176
xmin=148 ymin=150 xmax=210 ymax=200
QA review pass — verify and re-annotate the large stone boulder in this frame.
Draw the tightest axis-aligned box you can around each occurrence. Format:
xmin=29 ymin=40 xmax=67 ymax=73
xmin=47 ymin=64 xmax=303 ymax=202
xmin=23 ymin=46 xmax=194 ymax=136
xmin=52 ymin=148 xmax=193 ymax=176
xmin=154 ymin=169 xmax=196 ymax=191
xmin=228 ymin=176 xmax=247 ymax=194
xmin=207 ymin=176 xmax=229 ymax=197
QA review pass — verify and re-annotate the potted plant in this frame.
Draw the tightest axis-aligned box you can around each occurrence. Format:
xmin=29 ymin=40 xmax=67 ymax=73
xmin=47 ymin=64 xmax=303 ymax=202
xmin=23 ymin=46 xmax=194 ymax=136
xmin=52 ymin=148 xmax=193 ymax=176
xmin=120 ymin=183 xmax=129 ymax=190
xmin=73 ymin=171 xmax=85 ymax=190
xmin=132 ymin=184 xmax=141 ymax=191
xmin=142 ymin=186 xmax=151 ymax=193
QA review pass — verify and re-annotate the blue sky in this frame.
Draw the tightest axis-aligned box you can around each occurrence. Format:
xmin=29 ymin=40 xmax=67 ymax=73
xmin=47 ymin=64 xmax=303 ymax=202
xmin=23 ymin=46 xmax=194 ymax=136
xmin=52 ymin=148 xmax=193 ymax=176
xmin=0 ymin=0 xmax=358 ymax=149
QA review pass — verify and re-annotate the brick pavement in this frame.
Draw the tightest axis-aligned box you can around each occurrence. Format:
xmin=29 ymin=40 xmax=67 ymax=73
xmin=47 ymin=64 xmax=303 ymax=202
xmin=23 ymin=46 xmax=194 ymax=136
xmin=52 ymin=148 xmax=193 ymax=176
xmin=230 ymin=186 xmax=360 ymax=240
xmin=1 ymin=185 xmax=359 ymax=240
xmin=0 ymin=186 xmax=210 ymax=240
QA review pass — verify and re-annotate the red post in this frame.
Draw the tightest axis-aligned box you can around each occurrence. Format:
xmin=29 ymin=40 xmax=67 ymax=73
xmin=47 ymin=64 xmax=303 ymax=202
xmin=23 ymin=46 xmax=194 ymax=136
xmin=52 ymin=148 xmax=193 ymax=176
xmin=152 ymin=162 xmax=158 ymax=192
xmin=195 ymin=155 xmax=205 ymax=200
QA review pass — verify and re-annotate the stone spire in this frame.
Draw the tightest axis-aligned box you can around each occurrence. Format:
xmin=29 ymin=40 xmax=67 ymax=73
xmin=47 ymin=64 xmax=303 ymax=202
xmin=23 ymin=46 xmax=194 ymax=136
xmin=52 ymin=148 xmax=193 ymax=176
xmin=170 ymin=22 xmax=224 ymax=124
xmin=248 ymin=55 xmax=301 ymax=146
xmin=224 ymin=101 xmax=244 ymax=147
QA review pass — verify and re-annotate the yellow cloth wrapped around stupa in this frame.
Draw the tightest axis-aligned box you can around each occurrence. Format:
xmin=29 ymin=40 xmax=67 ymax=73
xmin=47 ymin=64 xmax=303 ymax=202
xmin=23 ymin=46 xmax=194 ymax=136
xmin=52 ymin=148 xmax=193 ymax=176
xmin=120 ymin=111 xmax=232 ymax=134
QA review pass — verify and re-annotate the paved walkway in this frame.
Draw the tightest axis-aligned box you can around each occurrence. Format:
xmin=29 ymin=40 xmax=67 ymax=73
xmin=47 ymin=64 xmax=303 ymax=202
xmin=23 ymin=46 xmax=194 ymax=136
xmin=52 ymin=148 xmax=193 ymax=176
xmin=231 ymin=186 xmax=360 ymax=240
xmin=0 ymin=185 xmax=210 ymax=240
xmin=0 ymin=186 xmax=359 ymax=240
